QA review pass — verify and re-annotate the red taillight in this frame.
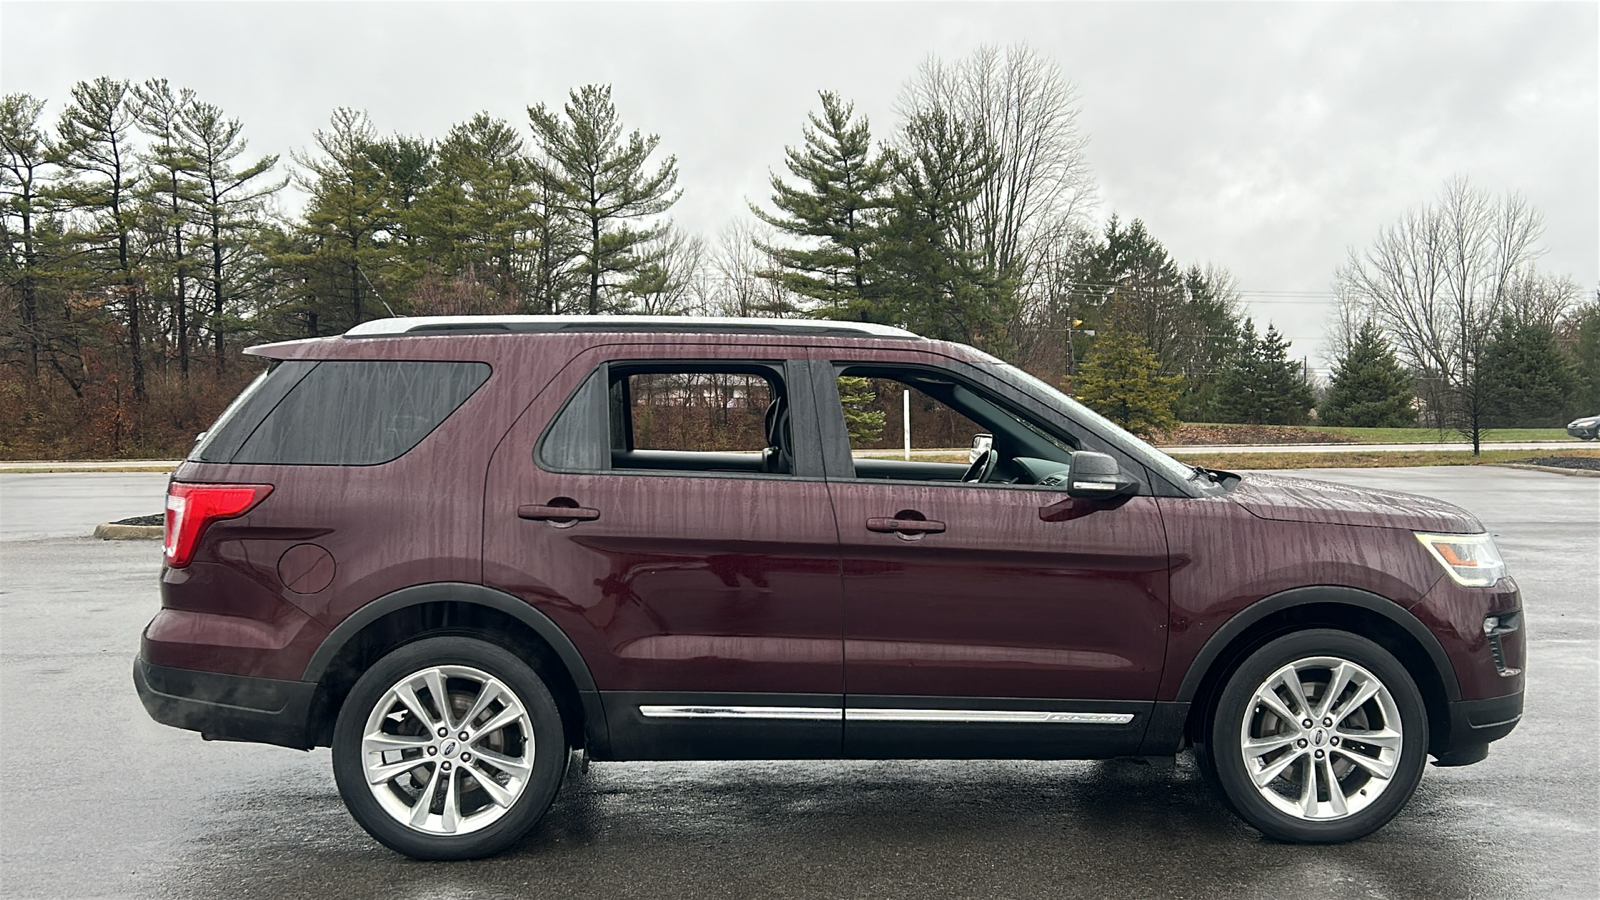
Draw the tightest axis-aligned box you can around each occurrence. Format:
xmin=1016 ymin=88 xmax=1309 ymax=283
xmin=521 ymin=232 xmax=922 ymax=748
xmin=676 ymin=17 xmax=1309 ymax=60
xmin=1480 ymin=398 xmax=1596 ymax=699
xmin=163 ymin=483 xmax=273 ymax=568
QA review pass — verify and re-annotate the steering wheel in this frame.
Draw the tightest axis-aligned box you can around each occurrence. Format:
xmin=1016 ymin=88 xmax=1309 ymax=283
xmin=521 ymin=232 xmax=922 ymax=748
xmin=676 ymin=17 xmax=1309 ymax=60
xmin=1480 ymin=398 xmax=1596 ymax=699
xmin=961 ymin=448 xmax=999 ymax=484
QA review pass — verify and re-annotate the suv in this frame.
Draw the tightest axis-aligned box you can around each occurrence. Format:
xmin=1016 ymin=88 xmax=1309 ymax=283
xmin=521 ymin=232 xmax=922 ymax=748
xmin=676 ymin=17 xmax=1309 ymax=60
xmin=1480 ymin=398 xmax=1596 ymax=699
xmin=135 ymin=316 xmax=1524 ymax=859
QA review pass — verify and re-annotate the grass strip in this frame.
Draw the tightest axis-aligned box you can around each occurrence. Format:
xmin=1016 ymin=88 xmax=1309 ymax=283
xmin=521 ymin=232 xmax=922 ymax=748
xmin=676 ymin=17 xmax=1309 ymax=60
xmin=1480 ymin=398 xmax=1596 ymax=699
xmin=1180 ymin=449 xmax=1600 ymax=470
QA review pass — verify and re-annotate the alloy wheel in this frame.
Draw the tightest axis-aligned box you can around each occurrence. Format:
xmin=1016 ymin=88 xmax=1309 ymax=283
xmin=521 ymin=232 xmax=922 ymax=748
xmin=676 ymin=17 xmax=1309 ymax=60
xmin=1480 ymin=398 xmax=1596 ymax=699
xmin=360 ymin=664 xmax=535 ymax=836
xmin=1238 ymin=655 xmax=1404 ymax=821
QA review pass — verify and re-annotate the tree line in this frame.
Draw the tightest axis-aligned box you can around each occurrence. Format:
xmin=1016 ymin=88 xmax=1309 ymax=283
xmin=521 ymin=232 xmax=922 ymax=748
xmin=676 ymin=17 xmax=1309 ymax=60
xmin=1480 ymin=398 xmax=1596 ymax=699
xmin=2 ymin=46 xmax=1592 ymax=457
xmin=1330 ymin=178 xmax=1597 ymax=450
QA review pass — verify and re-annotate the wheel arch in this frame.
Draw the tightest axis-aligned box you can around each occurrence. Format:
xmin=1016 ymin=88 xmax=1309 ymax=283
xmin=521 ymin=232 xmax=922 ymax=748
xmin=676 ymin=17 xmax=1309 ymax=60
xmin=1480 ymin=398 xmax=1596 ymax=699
xmin=302 ymin=582 xmax=607 ymax=753
xmin=1177 ymin=586 xmax=1459 ymax=752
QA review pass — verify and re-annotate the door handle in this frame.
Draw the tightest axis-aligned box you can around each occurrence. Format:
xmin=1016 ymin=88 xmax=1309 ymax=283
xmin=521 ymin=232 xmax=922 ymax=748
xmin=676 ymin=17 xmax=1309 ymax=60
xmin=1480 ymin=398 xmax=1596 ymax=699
xmin=866 ymin=516 xmax=946 ymax=535
xmin=518 ymin=502 xmax=601 ymax=525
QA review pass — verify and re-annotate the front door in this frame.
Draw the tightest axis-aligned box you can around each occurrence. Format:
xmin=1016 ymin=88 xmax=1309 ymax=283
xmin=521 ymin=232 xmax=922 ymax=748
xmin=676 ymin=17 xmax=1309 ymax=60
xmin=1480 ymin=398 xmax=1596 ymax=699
xmin=483 ymin=346 xmax=844 ymax=760
xmin=815 ymin=355 xmax=1171 ymax=758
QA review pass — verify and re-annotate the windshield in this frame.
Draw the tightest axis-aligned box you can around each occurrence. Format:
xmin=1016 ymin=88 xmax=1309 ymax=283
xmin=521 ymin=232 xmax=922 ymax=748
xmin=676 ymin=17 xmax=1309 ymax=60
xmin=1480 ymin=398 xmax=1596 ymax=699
xmin=967 ymin=352 xmax=1220 ymax=492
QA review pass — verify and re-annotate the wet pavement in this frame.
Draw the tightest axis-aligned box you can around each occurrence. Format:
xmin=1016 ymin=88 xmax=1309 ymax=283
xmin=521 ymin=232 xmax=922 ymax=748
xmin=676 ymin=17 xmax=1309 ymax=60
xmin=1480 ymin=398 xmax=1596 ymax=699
xmin=0 ymin=468 xmax=1595 ymax=899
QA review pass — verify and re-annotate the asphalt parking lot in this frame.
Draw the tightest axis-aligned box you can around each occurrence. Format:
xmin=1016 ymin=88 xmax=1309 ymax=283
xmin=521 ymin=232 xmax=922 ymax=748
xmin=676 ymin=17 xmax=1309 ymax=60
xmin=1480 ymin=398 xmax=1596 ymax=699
xmin=0 ymin=467 xmax=1595 ymax=899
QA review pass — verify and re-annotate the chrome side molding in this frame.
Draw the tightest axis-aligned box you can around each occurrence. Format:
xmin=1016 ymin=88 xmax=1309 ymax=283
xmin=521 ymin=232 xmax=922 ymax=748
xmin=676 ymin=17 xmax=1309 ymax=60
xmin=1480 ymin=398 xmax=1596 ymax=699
xmin=846 ymin=709 xmax=1133 ymax=725
xmin=638 ymin=705 xmax=1134 ymax=725
xmin=638 ymin=705 xmax=842 ymax=720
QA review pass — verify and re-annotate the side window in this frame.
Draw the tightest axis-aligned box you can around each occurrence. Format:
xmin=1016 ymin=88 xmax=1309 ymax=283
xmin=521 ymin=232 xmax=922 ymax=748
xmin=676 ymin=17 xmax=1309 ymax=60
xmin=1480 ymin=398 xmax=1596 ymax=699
xmin=539 ymin=368 xmax=609 ymax=472
xmin=230 ymin=360 xmax=489 ymax=466
xmin=833 ymin=365 xmax=1077 ymax=487
xmin=538 ymin=361 xmax=798 ymax=477
xmin=836 ymin=375 xmax=986 ymax=459
xmin=624 ymin=371 xmax=773 ymax=453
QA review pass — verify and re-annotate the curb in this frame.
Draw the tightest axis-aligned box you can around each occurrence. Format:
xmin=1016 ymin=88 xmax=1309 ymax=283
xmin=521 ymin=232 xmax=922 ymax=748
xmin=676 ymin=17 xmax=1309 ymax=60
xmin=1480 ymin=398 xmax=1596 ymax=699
xmin=93 ymin=523 xmax=164 ymax=540
xmin=2 ymin=464 xmax=179 ymax=474
xmin=1493 ymin=464 xmax=1600 ymax=478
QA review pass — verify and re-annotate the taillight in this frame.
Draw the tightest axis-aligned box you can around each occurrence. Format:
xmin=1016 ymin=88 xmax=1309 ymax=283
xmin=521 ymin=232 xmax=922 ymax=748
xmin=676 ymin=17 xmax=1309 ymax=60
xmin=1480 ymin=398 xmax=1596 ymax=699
xmin=164 ymin=483 xmax=273 ymax=568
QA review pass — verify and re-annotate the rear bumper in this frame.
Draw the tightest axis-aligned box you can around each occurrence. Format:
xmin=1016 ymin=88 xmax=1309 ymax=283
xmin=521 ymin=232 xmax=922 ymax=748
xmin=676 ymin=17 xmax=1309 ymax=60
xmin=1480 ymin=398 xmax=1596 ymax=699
xmin=1432 ymin=690 xmax=1523 ymax=766
xmin=134 ymin=656 xmax=317 ymax=750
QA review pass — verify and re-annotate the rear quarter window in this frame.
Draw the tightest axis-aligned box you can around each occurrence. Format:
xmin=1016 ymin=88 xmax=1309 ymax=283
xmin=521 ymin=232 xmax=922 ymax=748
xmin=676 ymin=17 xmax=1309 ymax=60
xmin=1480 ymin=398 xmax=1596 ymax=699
xmin=217 ymin=360 xmax=490 ymax=466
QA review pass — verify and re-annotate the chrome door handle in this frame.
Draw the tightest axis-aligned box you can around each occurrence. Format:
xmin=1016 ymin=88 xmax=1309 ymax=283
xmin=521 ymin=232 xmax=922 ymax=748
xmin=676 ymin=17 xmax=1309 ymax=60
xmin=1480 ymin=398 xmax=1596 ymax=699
xmin=866 ymin=517 xmax=946 ymax=535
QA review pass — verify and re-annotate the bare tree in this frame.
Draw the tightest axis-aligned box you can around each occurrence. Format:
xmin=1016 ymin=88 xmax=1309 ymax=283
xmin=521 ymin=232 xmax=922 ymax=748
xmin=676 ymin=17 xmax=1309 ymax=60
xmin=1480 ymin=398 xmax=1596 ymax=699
xmin=1336 ymin=177 xmax=1546 ymax=451
xmin=707 ymin=220 xmax=803 ymax=318
xmin=1503 ymin=272 xmax=1578 ymax=332
xmin=625 ymin=224 xmax=706 ymax=315
xmin=897 ymin=43 xmax=1095 ymax=292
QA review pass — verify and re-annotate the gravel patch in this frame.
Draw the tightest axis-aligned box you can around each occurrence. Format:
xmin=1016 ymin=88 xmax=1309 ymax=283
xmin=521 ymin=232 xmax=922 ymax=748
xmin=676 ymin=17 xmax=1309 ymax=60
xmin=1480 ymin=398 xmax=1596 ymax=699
xmin=1524 ymin=456 xmax=1600 ymax=471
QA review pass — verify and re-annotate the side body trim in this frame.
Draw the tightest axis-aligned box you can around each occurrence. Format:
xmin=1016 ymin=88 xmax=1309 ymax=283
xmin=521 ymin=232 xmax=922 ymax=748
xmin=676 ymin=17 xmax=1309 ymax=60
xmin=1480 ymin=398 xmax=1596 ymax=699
xmin=636 ymin=705 xmax=1135 ymax=725
xmin=847 ymin=708 xmax=1133 ymax=724
xmin=640 ymin=705 xmax=841 ymax=721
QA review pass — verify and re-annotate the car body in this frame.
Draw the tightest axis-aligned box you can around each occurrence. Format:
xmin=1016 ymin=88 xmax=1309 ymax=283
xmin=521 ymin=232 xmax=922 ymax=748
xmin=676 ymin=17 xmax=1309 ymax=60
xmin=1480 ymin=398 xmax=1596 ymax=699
xmin=1567 ymin=415 xmax=1599 ymax=440
xmin=134 ymin=315 xmax=1525 ymax=859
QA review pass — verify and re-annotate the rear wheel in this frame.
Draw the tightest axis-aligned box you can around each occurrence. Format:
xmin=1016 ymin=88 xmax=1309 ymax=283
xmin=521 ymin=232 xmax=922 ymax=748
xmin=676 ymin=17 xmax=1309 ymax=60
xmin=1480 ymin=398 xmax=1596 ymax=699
xmin=1205 ymin=629 xmax=1428 ymax=843
xmin=332 ymin=636 xmax=566 ymax=860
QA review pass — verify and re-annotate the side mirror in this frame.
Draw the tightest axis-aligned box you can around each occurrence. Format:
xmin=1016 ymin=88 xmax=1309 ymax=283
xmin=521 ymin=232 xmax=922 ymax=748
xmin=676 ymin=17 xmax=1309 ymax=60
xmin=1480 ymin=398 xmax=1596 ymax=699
xmin=1064 ymin=451 xmax=1139 ymax=500
xmin=967 ymin=433 xmax=993 ymax=464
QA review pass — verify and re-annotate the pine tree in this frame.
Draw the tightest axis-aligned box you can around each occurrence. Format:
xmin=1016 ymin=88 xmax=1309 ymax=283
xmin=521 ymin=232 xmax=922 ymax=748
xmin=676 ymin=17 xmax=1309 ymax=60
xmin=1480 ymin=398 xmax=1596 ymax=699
xmin=1480 ymin=316 xmax=1577 ymax=427
xmin=181 ymin=98 xmax=283 ymax=370
xmin=1565 ymin=303 xmax=1600 ymax=415
xmin=1072 ymin=329 xmax=1181 ymax=438
xmin=1068 ymin=217 xmax=1244 ymax=417
xmin=410 ymin=113 xmax=540 ymax=307
xmin=287 ymin=108 xmax=391 ymax=331
xmin=52 ymin=77 xmax=148 ymax=398
xmin=133 ymin=79 xmax=201 ymax=376
xmin=1213 ymin=320 xmax=1315 ymax=425
xmin=1 ymin=93 xmax=52 ymax=382
xmin=753 ymin=91 xmax=888 ymax=319
xmin=837 ymin=375 xmax=885 ymax=444
xmin=528 ymin=85 xmax=679 ymax=315
xmin=1320 ymin=321 xmax=1416 ymax=427
xmin=874 ymin=109 xmax=1007 ymax=347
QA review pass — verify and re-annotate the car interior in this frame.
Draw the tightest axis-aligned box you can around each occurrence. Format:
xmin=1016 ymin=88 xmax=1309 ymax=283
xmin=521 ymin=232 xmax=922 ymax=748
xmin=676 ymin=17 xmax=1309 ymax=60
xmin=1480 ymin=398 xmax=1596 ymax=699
xmin=835 ymin=365 xmax=1081 ymax=487
xmin=606 ymin=363 xmax=793 ymax=475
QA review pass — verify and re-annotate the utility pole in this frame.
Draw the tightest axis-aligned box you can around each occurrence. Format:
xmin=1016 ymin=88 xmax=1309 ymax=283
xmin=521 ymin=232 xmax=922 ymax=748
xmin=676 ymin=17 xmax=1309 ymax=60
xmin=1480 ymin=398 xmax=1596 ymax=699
xmin=902 ymin=390 xmax=911 ymax=460
xmin=1066 ymin=317 xmax=1084 ymax=377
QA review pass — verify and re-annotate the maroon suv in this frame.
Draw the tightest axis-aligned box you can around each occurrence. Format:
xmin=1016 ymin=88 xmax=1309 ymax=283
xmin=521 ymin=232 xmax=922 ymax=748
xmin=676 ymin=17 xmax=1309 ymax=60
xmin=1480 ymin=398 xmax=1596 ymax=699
xmin=134 ymin=316 xmax=1524 ymax=859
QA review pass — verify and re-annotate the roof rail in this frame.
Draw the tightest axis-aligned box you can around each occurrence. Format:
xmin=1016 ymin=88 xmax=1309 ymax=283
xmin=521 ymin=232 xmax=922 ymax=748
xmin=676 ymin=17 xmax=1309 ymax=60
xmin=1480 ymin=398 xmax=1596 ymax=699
xmin=343 ymin=315 xmax=922 ymax=340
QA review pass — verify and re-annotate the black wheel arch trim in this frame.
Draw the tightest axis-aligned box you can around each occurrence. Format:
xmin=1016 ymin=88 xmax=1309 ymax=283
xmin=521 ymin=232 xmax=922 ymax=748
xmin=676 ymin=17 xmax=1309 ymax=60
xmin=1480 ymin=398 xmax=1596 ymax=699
xmin=1174 ymin=585 xmax=1462 ymax=705
xmin=302 ymin=582 xmax=607 ymax=749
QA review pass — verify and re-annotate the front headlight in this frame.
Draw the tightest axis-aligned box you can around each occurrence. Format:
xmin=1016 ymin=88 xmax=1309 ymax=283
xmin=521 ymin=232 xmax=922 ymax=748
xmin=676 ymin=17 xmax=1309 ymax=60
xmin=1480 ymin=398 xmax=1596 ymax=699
xmin=1415 ymin=532 xmax=1506 ymax=587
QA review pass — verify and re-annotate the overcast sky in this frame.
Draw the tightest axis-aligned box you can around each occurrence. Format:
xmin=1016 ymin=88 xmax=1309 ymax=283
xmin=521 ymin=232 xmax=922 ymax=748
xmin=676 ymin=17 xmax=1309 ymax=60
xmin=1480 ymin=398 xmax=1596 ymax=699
xmin=3 ymin=1 xmax=1595 ymax=369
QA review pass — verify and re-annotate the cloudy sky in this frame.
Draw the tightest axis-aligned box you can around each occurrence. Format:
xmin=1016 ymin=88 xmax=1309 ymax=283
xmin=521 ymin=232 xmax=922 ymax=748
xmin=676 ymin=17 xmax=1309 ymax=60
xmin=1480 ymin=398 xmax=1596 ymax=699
xmin=3 ymin=1 xmax=1594 ymax=369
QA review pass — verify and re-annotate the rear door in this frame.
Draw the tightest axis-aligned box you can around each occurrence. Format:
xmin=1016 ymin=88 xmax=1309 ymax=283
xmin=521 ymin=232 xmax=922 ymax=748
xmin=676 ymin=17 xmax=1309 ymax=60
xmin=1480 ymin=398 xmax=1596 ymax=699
xmin=483 ymin=344 xmax=844 ymax=760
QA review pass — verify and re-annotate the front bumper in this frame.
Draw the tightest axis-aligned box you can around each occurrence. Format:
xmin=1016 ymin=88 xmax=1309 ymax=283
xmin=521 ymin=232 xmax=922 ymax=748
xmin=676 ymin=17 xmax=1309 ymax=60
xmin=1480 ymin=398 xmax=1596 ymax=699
xmin=134 ymin=656 xmax=318 ymax=750
xmin=1432 ymin=690 xmax=1523 ymax=766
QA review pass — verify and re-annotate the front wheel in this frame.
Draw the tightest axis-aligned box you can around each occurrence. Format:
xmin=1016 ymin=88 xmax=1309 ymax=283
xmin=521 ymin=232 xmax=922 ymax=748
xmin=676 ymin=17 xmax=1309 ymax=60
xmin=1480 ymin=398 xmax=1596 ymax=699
xmin=1206 ymin=629 xmax=1428 ymax=843
xmin=332 ymin=636 xmax=566 ymax=860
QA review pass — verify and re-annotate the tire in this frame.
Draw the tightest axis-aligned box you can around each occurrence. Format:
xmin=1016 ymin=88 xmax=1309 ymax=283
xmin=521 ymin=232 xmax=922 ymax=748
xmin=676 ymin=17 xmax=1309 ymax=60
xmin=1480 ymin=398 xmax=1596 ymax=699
xmin=332 ymin=636 xmax=566 ymax=860
xmin=1205 ymin=629 xmax=1428 ymax=843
